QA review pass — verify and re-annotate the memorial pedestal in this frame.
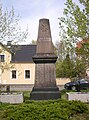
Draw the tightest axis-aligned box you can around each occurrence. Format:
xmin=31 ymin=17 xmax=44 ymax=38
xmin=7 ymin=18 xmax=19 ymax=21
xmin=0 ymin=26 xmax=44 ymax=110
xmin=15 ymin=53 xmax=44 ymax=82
xmin=30 ymin=87 xmax=60 ymax=100
xmin=30 ymin=18 xmax=60 ymax=100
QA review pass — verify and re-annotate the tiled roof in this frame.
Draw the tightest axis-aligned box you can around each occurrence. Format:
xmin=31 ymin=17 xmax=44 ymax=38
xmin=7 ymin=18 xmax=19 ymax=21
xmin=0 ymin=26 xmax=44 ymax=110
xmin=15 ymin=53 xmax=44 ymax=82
xmin=76 ymin=39 xmax=89 ymax=49
xmin=10 ymin=45 xmax=36 ymax=63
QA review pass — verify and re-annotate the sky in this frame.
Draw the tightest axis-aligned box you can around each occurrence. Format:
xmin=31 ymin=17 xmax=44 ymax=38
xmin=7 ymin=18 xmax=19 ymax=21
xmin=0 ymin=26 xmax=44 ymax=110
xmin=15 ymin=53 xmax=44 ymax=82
xmin=1 ymin=0 xmax=79 ymax=45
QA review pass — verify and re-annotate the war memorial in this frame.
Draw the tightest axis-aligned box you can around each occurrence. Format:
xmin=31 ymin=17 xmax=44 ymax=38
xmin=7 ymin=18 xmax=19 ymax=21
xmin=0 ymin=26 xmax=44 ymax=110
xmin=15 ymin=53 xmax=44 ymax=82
xmin=0 ymin=18 xmax=88 ymax=103
xmin=30 ymin=18 xmax=60 ymax=100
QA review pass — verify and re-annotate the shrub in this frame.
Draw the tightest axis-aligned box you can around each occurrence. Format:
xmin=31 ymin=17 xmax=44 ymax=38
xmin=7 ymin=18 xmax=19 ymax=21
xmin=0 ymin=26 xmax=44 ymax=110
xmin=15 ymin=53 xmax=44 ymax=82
xmin=0 ymin=99 xmax=88 ymax=120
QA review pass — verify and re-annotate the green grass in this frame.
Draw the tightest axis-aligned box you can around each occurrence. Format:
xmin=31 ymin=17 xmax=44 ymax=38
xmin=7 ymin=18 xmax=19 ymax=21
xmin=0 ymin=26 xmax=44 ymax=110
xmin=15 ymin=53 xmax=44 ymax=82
xmin=23 ymin=91 xmax=30 ymax=101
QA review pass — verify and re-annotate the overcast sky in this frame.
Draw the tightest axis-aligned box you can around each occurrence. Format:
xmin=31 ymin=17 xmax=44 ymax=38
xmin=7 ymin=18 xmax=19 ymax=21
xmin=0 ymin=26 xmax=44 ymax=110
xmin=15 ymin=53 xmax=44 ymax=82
xmin=1 ymin=0 xmax=79 ymax=45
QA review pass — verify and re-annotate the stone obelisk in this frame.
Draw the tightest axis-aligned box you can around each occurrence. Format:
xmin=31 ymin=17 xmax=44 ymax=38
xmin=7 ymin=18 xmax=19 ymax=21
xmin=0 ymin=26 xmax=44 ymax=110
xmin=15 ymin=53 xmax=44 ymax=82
xmin=30 ymin=18 xmax=60 ymax=100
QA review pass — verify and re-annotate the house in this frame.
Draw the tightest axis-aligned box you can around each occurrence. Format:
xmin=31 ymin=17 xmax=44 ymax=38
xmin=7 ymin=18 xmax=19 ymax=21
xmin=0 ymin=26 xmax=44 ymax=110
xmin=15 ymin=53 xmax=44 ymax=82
xmin=76 ymin=39 xmax=89 ymax=49
xmin=0 ymin=42 xmax=36 ymax=91
xmin=0 ymin=42 xmax=71 ymax=91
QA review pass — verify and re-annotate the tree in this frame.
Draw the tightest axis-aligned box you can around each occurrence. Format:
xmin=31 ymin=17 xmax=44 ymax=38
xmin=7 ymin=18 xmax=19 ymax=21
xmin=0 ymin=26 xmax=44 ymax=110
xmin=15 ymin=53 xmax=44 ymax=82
xmin=30 ymin=40 xmax=37 ymax=45
xmin=55 ymin=40 xmax=66 ymax=61
xmin=74 ymin=58 xmax=86 ymax=78
xmin=0 ymin=5 xmax=29 ymax=87
xmin=59 ymin=0 xmax=89 ymax=57
xmin=58 ymin=0 xmax=89 ymax=78
xmin=56 ymin=54 xmax=76 ymax=78
xmin=59 ymin=0 xmax=89 ymax=43
xmin=0 ymin=5 xmax=28 ymax=44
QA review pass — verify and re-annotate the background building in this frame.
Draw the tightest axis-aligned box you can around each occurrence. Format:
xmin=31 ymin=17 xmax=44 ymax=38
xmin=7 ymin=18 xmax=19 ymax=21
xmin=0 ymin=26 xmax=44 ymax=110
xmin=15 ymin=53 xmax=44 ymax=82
xmin=0 ymin=42 xmax=36 ymax=91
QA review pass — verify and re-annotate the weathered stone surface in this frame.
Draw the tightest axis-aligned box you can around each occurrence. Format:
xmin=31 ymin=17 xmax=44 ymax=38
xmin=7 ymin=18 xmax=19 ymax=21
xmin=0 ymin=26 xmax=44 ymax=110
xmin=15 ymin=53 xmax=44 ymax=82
xmin=30 ymin=88 xmax=60 ymax=100
xmin=35 ymin=64 xmax=56 ymax=87
xmin=37 ymin=18 xmax=53 ymax=54
xmin=0 ymin=93 xmax=23 ymax=104
xmin=66 ymin=92 xmax=89 ymax=102
xmin=30 ymin=18 xmax=60 ymax=100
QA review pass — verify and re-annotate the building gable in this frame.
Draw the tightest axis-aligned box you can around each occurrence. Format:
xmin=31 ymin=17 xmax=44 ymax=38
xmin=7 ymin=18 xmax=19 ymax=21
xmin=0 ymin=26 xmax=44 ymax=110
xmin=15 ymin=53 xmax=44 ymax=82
xmin=0 ymin=43 xmax=12 ymax=63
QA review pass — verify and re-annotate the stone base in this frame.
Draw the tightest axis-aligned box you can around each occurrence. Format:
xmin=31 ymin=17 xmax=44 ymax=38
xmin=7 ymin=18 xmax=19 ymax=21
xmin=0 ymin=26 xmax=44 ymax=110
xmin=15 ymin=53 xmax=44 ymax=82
xmin=0 ymin=92 xmax=23 ymax=104
xmin=30 ymin=87 xmax=60 ymax=100
xmin=66 ymin=92 xmax=89 ymax=102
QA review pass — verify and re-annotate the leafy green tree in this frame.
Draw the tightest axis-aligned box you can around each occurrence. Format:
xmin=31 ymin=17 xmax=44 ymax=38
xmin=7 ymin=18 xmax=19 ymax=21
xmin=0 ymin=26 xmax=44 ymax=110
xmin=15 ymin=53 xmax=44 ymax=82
xmin=57 ymin=0 xmax=89 ymax=78
xmin=59 ymin=0 xmax=89 ymax=43
xmin=56 ymin=61 xmax=63 ymax=77
xmin=55 ymin=40 xmax=67 ymax=61
xmin=59 ymin=0 xmax=89 ymax=60
xmin=56 ymin=54 xmax=75 ymax=78
xmin=76 ymin=41 xmax=89 ymax=66
xmin=74 ymin=58 xmax=86 ymax=78
xmin=56 ymin=55 xmax=86 ymax=78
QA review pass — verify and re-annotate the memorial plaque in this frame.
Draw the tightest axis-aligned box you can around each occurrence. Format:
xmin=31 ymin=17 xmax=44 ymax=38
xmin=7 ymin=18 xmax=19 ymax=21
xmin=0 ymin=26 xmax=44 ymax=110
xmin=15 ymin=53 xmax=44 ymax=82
xmin=30 ymin=18 xmax=60 ymax=100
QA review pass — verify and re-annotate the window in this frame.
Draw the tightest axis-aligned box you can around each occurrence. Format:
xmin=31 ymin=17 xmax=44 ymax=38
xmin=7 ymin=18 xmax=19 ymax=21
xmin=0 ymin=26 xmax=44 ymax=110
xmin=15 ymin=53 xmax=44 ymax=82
xmin=0 ymin=55 xmax=4 ymax=62
xmin=25 ymin=70 xmax=30 ymax=79
xmin=12 ymin=70 xmax=16 ymax=79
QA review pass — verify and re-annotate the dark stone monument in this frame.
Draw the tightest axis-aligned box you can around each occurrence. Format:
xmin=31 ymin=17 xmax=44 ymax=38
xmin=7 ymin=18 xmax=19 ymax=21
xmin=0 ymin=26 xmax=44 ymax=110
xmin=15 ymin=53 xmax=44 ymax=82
xmin=30 ymin=18 xmax=60 ymax=100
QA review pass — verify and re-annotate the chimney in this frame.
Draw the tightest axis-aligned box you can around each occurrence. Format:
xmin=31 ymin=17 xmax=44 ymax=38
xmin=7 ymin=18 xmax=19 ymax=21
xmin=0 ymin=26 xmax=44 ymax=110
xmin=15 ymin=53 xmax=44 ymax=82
xmin=7 ymin=41 xmax=12 ymax=48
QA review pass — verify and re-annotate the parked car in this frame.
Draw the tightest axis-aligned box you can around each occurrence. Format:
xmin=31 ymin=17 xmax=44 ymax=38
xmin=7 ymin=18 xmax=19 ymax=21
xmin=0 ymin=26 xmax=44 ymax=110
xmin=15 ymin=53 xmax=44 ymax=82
xmin=64 ymin=79 xmax=89 ymax=90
